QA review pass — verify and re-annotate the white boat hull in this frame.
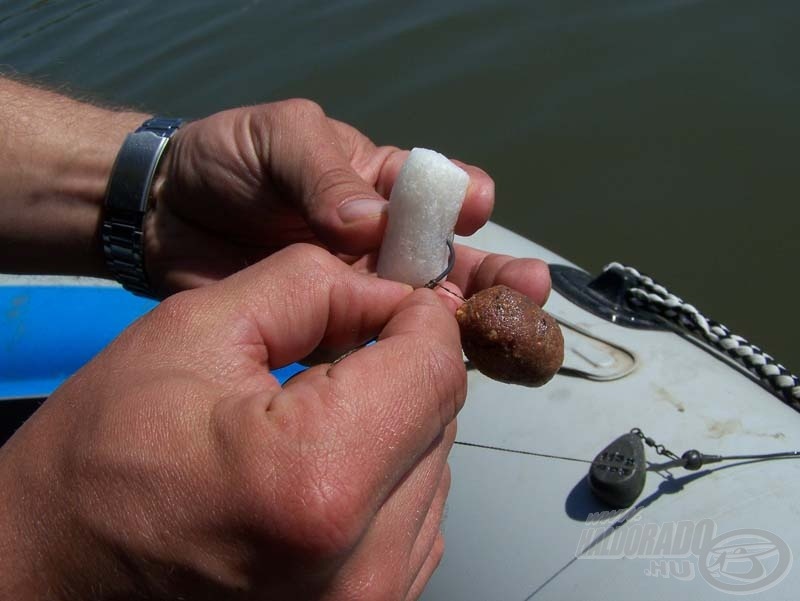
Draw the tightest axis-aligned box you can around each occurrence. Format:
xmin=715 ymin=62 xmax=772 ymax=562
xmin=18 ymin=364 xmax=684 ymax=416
xmin=423 ymin=223 xmax=798 ymax=600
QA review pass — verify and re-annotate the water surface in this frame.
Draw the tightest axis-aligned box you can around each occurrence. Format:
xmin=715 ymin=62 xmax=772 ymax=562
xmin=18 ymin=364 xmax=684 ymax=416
xmin=1 ymin=0 xmax=797 ymax=369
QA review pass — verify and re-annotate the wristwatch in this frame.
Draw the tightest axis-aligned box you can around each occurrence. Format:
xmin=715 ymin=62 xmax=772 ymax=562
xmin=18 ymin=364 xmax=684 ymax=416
xmin=102 ymin=117 xmax=184 ymax=297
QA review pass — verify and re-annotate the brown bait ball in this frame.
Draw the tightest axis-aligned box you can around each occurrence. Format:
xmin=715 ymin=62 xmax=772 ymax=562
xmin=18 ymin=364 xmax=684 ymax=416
xmin=455 ymin=285 xmax=564 ymax=387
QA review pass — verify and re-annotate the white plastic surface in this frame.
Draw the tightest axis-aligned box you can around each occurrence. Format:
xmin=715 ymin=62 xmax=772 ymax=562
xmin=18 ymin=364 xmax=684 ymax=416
xmin=420 ymin=222 xmax=800 ymax=600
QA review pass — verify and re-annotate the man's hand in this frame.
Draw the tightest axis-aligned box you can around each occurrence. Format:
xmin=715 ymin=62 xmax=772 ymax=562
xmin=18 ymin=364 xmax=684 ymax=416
xmin=147 ymin=99 xmax=495 ymax=296
xmin=0 ymin=77 xmax=555 ymax=600
xmin=0 ymin=78 xmax=508 ymax=301
xmin=0 ymin=239 xmax=551 ymax=600
xmin=0 ymin=242 xmax=543 ymax=600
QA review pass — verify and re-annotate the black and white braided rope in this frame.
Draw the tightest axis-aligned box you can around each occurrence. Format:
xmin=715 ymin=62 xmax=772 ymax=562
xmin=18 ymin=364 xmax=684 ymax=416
xmin=604 ymin=262 xmax=800 ymax=412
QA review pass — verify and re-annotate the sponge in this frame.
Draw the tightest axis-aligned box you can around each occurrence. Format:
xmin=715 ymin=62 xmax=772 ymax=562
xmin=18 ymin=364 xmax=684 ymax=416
xmin=377 ymin=148 xmax=469 ymax=287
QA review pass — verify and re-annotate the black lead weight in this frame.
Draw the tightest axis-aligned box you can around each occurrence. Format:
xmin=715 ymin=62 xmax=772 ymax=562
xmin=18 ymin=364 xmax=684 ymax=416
xmin=588 ymin=428 xmax=800 ymax=509
xmin=588 ymin=433 xmax=647 ymax=509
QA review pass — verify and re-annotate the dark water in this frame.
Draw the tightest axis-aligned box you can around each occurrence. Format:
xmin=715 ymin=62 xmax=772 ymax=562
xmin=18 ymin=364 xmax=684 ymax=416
xmin=2 ymin=0 xmax=798 ymax=370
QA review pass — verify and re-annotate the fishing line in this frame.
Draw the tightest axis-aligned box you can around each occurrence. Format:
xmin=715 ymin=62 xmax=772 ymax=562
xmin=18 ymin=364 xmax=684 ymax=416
xmin=454 ymin=440 xmax=591 ymax=464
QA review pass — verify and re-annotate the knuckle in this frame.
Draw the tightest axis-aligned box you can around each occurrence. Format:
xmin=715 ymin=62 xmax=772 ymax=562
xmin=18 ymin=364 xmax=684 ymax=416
xmin=308 ymin=165 xmax=360 ymax=207
xmin=296 ymin=479 xmax=366 ymax=559
xmin=446 ymin=419 xmax=458 ymax=448
xmin=277 ymin=242 xmax=339 ymax=276
xmin=274 ymin=97 xmax=325 ymax=121
xmin=271 ymin=459 xmax=368 ymax=560
xmin=230 ymin=444 xmax=367 ymax=560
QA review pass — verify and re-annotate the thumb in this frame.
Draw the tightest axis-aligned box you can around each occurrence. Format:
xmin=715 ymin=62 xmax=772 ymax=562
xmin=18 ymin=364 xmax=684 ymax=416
xmin=309 ymin=181 xmax=388 ymax=255
xmin=270 ymin=100 xmax=389 ymax=255
xmin=301 ymin=143 xmax=388 ymax=255
xmin=188 ymin=243 xmax=412 ymax=369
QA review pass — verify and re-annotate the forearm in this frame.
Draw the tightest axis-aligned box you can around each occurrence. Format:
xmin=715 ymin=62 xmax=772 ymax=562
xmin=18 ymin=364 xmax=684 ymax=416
xmin=0 ymin=77 xmax=147 ymax=276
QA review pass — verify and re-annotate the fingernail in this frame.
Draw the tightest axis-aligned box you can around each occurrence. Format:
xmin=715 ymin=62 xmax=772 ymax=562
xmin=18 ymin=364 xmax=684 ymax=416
xmin=338 ymin=198 xmax=388 ymax=223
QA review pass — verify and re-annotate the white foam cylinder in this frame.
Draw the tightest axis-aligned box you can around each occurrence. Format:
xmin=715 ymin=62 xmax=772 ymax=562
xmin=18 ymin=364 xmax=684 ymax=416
xmin=377 ymin=148 xmax=469 ymax=287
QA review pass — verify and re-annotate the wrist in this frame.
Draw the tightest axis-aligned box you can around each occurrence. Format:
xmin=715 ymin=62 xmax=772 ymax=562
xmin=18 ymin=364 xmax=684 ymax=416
xmin=0 ymin=77 xmax=147 ymax=277
xmin=60 ymin=110 xmax=150 ymax=280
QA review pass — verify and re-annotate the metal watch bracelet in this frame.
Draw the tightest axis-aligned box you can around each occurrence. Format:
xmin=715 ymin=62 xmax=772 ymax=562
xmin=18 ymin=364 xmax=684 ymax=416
xmin=102 ymin=117 xmax=183 ymax=297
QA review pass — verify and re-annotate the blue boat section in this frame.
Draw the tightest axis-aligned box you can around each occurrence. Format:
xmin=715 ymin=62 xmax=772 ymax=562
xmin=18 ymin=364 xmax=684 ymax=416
xmin=0 ymin=286 xmax=305 ymax=400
